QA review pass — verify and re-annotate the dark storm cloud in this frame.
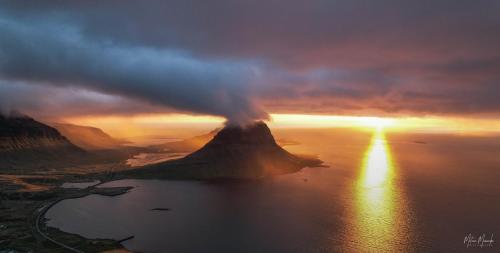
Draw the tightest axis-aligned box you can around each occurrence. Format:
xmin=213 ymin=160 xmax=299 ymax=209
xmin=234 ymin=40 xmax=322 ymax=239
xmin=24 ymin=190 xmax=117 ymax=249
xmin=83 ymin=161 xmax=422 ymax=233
xmin=0 ymin=81 xmax=171 ymax=119
xmin=8 ymin=0 xmax=497 ymax=63
xmin=0 ymin=14 xmax=268 ymax=124
xmin=1 ymin=0 xmax=500 ymax=118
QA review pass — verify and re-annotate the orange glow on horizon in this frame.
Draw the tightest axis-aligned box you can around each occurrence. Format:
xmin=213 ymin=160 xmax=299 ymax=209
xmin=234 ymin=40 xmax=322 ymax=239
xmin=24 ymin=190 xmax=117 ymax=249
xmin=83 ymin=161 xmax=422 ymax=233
xmin=269 ymin=114 xmax=396 ymax=130
xmin=62 ymin=113 xmax=500 ymax=138
xmin=269 ymin=114 xmax=500 ymax=135
xmin=63 ymin=114 xmax=224 ymax=138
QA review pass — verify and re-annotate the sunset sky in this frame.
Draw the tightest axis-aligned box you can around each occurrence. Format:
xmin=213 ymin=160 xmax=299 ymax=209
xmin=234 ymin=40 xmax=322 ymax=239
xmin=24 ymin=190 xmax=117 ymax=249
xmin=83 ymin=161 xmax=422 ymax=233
xmin=1 ymin=1 xmax=500 ymax=134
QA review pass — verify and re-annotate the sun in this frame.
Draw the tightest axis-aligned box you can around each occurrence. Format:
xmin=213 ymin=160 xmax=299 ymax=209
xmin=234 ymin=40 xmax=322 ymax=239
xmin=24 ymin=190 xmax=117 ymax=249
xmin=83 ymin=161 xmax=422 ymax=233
xmin=359 ymin=117 xmax=395 ymax=130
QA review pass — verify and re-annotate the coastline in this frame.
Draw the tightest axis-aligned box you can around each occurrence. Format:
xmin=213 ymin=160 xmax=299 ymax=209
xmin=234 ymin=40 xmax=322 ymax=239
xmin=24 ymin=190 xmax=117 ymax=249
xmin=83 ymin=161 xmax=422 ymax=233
xmin=37 ymin=184 xmax=134 ymax=253
xmin=1 ymin=177 xmax=133 ymax=253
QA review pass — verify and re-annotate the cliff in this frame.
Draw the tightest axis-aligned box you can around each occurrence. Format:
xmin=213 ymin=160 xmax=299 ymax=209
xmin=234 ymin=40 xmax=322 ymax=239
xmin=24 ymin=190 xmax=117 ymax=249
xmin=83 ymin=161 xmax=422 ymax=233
xmin=0 ymin=114 xmax=84 ymax=170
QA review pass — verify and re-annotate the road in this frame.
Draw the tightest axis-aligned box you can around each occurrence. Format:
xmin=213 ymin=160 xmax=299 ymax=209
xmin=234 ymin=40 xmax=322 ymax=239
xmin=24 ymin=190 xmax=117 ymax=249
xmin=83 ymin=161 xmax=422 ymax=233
xmin=33 ymin=198 xmax=85 ymax=253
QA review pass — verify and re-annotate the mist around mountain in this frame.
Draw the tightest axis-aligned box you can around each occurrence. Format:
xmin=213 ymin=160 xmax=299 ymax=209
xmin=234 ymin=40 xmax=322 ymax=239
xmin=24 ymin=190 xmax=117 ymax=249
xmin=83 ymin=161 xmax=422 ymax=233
xmin=52 ymin=123 xmax=128 ymax=150
xmin=154 ymin=128 xmax=220 ymax=152
xmin=0 ymin=112 xmax=321 ymax=179
xmin=155 ymin=127 xmax=299 ymax=153
xmin=0 ymin=114 xmax=148 ymax=173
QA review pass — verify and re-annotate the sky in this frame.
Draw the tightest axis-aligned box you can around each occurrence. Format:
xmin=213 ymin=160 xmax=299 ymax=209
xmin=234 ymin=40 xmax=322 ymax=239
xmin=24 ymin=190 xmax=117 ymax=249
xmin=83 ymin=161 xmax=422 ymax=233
xmin=1 ymin=1 xmax=500 ymax=130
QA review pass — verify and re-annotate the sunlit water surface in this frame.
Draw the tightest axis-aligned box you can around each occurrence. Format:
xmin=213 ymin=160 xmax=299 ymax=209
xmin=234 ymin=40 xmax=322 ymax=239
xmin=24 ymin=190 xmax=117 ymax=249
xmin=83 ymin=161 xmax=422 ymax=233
xmin=46 ymin=128 xmax=500 ymax=252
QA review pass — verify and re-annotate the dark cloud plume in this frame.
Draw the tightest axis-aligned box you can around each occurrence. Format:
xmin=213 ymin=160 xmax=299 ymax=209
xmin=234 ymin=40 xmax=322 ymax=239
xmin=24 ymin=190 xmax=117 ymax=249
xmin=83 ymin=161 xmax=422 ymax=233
xmin=0 ymin=15 xmax=268 ymax=124
xmin=1 ymin=1 xmax=500 ymax=119
xmin=0 ymin=81 xmax=172 ymax=119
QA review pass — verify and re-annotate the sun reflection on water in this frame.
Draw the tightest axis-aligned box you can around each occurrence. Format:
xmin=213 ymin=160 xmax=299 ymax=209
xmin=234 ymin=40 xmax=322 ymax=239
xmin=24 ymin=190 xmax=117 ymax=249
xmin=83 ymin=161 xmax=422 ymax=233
xmin=350 ymin=129 xmax=409 ymax=252
xmin=361 ymin=129 xmax=394 ymax=188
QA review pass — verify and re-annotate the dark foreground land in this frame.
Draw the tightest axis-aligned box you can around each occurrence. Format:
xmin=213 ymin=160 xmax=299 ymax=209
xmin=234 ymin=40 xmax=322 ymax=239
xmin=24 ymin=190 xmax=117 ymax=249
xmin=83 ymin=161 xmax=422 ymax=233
xmin=0 ymin=119 xmax=322 ymax=252
xmin=0 ymin=173 xmax=133 ymax=253
xmin=0 ymin=155 xmax=321 ymax=252
xmin=0 ymin=115 xmax=161 ymax=252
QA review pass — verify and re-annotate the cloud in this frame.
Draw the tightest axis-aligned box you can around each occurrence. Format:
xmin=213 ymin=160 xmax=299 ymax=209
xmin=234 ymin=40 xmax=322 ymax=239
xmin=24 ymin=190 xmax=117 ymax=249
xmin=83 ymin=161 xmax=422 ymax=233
xmin=0 ymin=14 xmax=268 ymax=125
xmin=1 ymin=1 xmax=500 ymax=120
xmin=0 ymin=81 xmax=175 ymax=119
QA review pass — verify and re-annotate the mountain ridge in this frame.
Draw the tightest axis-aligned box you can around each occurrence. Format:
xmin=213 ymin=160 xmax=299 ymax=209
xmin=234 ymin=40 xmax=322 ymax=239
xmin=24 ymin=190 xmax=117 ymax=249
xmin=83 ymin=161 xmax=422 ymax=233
xmin=125 ymin=122 xmax=323 ymax=179
xmin=0 ymin=114 xmax=85 ymax=171
xmin=0 ymin=114 xmax=82 ymax=153
xmin=52 ymin=123 xmax=127 ymax=150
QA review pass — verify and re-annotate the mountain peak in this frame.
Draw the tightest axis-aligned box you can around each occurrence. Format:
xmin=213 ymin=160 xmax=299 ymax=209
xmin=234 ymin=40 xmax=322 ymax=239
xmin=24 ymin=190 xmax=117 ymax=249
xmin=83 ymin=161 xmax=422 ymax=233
xmin=0 ymin=114 xmax=84 ymax=170
xmin=129 ymin=122 xmax=323 ymax=179
xmin=210 ymin=121 xmax=275 ymax=145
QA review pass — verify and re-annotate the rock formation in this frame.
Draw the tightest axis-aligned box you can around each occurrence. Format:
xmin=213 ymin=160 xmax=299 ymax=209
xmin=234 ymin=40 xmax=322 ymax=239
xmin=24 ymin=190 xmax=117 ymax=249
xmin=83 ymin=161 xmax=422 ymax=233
xmin=0 ymin=114 xmax=83 ymax=170
xmin=127 ymin=122 xmax=322 ymax=179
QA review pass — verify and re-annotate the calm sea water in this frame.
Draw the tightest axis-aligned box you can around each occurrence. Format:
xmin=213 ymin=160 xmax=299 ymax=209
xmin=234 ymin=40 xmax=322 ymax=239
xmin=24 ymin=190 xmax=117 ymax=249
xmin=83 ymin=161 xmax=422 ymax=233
xmin=46 ymin=129 xmax=500 ymax=252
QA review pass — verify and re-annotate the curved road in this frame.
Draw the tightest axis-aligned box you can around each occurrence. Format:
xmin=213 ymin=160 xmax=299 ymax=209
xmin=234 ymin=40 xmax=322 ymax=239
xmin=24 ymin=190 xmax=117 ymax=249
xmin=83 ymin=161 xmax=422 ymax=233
xmin=32 ymin=182 xmax=131 ymax=253
xmin=34 ymin=198 xmax=84 ymax=253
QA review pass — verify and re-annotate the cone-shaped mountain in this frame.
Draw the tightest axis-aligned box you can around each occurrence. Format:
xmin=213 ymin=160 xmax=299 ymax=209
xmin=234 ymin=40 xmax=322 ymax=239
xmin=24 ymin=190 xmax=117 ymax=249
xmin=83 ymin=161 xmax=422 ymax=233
xmin=127 ymin=122 xmax=322 ymax=179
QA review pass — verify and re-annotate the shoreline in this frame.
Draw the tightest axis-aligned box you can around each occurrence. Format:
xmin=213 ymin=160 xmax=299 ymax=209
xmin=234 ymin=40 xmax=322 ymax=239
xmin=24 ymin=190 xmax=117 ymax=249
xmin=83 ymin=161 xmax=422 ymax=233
xmin=0 ymin=176 xmax=133 ymax=253
xmin=36 ymin=184 xmax=134 ymax=253
xmin=1 ymin=155 xmax=323 ymax=252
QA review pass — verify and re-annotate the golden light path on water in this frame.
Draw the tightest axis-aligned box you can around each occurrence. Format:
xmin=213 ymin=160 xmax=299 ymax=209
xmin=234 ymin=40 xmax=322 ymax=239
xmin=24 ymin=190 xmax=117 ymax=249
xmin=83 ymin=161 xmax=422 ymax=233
xmin=351 ymin=128 xmax=411 ymax=252
xmin=361 ymin=129 xmax=394 ymax=188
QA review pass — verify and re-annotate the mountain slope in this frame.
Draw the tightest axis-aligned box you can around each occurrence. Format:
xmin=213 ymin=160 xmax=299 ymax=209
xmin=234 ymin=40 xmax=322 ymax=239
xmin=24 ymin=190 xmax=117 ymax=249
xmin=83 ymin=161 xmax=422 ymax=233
xmin=52 ymin=123 xmax=126 ymax=150
xmin=125 ymin=122 xmax=322 ymax=179
xmin=0 ymin=114 xmax=84 ymax=170
xmin=154 ymin=128 xmax=220 ymax=152
xmin=0 ymin=115 xmax=81 ymax=153
xmin=156 ymin=127 xmax=298 ymax=153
